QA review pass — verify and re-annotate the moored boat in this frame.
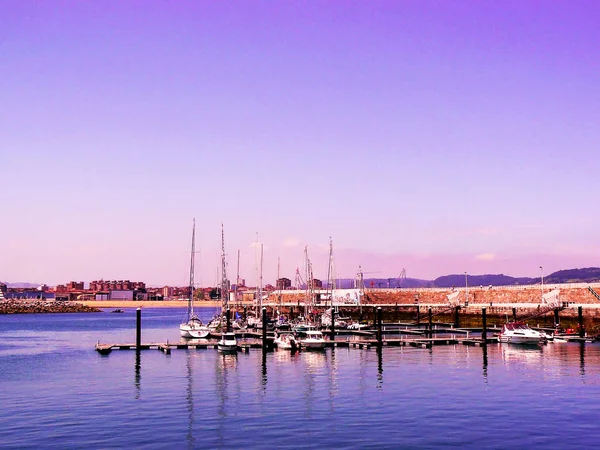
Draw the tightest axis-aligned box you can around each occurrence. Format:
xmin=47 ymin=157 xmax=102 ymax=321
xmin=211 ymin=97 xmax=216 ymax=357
xmin=180 ymin=219 xmax=210 ymax=339
xmin=217 ymin=332 xmax=238 ymax=353
xmin=274 ymin=332 xmax=298 ymax=350
xmin=499 ymin=322 xmax=546 ymax=345
xmin=297 ymin=329 xmax=327 ymax=350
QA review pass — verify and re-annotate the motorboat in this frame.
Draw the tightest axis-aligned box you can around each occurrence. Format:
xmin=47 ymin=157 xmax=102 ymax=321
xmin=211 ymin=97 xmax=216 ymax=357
xmin=217 ymin=332 xmax=238 ymax=353
xmin=296 ymin=329 xmax=327 ymax=350
xmin=274 ymin=332 xmax=298 ymax=351
xmin=499 ymin=322 xmax=546 ymax=345
xmin=347 ymin=322 xmax=368 ymax=330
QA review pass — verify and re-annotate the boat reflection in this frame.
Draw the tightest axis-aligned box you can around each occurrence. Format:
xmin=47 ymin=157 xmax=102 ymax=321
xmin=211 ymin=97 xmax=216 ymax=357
xmin=303 ymin=350 xmax=327 ymax=372
xmin=500 ymin=343 xmax=544 ymax=365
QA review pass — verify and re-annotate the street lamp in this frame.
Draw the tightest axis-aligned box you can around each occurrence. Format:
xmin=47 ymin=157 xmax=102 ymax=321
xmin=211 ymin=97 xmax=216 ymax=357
xmin=540 ymin=266 xmax=544 ymax=301
xmin=465 ymin=272 xmax=469 ymax=306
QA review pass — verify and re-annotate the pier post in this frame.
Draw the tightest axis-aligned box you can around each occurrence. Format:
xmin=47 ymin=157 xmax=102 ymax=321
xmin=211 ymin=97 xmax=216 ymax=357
xmin=454 ymin=306 xmax=460 ymax=328
xmin=377 ymin=307 xmax=383 ymax=346
xmin=290 ymin=306 xmax=294 ymax=320
xmin=578 ymin=306 xmax=584 ymax=337
xmin=243 ymin=306 xmax=247 ymax=322
xmin=553 ymin=308 xmax=560 ymax=328
xmin=226 ymin=308 xmax=231 ymax=333
xmin=428 ymin=307 xmax=432 ymax=338
xmin=481 ymin=307 xmax=487 ymax=345
xmin=136 ymin=308 xmax=141 ymax=351
xmin=416 ymin=305 xmax=420 ymax=326
xmin=373 ymin=306 xmax=377 ymax=328
xmin=262 ymin=307 xmax=267 ymax=350
xmin=512 ymin=307 xmax=517 ymax=322
xmin=331 ymin=308 xmax=336 ymax=341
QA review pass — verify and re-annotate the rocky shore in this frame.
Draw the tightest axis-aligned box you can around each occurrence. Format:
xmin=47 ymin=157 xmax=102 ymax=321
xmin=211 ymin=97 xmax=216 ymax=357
xmin=0 ymin=300 xmax=102 ymax=314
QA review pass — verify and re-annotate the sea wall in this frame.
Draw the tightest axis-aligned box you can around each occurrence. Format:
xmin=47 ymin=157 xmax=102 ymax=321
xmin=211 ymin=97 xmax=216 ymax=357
xmin=269 ymin=283 xmax=600 ymax=306
xmin=0 ymin=300 xmax=102 ymax=314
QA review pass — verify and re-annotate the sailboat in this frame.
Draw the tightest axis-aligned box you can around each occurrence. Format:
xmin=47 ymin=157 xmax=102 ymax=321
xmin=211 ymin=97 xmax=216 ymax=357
xmin=180 ymin=219 xmax=210 ymax=339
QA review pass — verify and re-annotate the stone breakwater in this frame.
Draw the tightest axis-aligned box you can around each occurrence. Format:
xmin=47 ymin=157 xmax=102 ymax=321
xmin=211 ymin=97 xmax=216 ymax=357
xmin=0 ymin=300 xmax=102 ymax=314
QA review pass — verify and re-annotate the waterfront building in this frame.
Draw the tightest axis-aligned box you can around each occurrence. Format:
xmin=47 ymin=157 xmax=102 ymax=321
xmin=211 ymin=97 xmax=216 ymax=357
xmin=276 ymin=277 xmax=292 ymax=290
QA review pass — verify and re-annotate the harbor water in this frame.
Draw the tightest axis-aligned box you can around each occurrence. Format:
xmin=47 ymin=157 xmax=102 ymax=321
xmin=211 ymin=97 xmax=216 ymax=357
xmin=1 ymin=307 xmax=600 ymax=449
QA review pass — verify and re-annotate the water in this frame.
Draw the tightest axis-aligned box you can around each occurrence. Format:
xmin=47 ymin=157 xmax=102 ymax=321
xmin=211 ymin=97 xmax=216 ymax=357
xmin=1 ymin=308 xmax=600 ymax=449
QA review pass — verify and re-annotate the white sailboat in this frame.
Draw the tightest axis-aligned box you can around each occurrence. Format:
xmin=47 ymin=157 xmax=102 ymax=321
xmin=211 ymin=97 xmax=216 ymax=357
xmin=180 ymin=219 xmax=210 ymax=339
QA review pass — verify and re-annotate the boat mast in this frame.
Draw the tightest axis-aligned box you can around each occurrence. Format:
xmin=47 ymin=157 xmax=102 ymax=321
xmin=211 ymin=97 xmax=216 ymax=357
xmin=325 ymin=237 xmax=333 ymax=309
xmin=259 ymin=243 xmax=264 ymax=317
xmin=235 ymin=249 xmax=240 ymax=306
xmin=221 ymin=223 xmax=228 ymax=314
xmin=277 ymin=255 xmax=281 ymax=313
xmin=188 ymin=218 xmax=196 ymax=319
xmin=304 ymin=246 xmax=314 ymax=320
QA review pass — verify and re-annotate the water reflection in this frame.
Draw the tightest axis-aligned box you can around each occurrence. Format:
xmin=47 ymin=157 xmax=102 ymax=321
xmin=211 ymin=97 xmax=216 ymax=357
xmin=185 ymin=352 xmax=195 ymax=450
xmin=134 ymin=352 xmax=141 ymax=400
xmin=261 ymin=351 xmax=268 ymax=391
xmin=482 ymin=345 xmax=488 ymax=383
xmin=376 ymin=347 xmax=383 ymax=390
xmin=580 ymin=343 xmax=585 ymax=377
xmin=215 ymin=352 xmax=238 ymax=448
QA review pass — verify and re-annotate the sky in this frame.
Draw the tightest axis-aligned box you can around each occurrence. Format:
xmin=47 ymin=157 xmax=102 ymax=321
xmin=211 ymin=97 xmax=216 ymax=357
xmin=1 ymin=1 xmax=599 ymax=287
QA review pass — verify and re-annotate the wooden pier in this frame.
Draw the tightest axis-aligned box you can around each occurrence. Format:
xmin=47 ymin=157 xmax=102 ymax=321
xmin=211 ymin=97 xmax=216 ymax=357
xmin=94 ymin=307 xmax=587 ymax=355
xmin=95 ymin=334 xmax=501 ymax=355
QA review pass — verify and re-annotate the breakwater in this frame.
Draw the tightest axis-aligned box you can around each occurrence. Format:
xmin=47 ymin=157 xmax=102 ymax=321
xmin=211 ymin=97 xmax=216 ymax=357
xmin=0 ymin=300 xmax=102 ymax=314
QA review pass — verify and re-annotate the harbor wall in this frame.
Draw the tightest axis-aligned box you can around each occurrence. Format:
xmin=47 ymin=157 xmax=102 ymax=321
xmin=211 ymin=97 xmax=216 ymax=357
xmin=269 ymin=283 xmax=600 ymax=306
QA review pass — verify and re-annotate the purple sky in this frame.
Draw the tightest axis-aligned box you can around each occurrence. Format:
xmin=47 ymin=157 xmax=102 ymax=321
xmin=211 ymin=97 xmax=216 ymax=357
xmin=1 ymin=1 xmax=599 ymax=287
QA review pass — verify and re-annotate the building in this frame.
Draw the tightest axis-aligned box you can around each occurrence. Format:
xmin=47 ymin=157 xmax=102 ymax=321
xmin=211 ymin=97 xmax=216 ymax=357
xmin=67 ymin=281 xmax=84 ymax=290
xmin=89 ymin=280 xmax=146 ymax=291
xmin=162 ymin=286 xmax=174 ymax=299
xmin=276 ymin=278 xmax=292 ymax=290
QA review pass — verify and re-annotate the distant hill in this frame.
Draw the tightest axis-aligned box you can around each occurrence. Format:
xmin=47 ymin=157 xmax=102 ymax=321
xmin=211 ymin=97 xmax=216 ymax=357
xmin=430 ymin=267 xmax=600 ymax=288
xmin=433 ymin=274 xmax=533 ymax=288
xmin=543 ymin=267 xmax=600 ymax=284
xmin=1 ymin=282 xmax=40 ymax=289
xmin=354 ymin=267 xmax=600 ymax=289
xmin=4 ymin=267 xmax=600 ymax=290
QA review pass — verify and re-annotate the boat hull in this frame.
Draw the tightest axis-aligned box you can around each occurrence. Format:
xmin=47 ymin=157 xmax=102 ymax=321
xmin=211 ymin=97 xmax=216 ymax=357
xmin=300 ymin=340 xmax=327 ymax=350
xmin=217 ymin=344 xmax=237 ymax=353
xmin=180 ymin=322 xmax=210 ymax=339
xmin=499 ymin=335 xmax=542 ymax=345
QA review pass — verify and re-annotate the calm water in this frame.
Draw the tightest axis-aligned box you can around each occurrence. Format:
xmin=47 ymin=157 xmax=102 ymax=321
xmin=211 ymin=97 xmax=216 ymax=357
xmin=1 ymin=308 xmax=600 ymax=449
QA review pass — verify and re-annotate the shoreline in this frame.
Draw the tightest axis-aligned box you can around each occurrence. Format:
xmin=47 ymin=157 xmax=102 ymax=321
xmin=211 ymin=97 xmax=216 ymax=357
xmin=75 ymin=300 xmax=222 ymax=309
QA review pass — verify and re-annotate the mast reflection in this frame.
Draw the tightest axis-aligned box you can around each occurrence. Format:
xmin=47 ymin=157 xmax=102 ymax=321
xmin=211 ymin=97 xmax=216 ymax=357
xmin=185 ymin=352 xmax=195 ymax=450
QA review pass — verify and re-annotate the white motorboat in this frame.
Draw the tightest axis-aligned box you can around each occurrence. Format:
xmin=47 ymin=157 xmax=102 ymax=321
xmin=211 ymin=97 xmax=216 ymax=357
xmin=347 ymin=322 xmax=368 ymax=330
xmin=217 ymin=332 xmax=238 ymax=353
xmin=180 ymin=219 xmax=210 ymax=339
xmin=499 ymin=322 xmax=546 ymax=345
xmin=274 ymin=332 xmax=298 ymax=350
xmin=297 ymin=329 xmax=327 ymax=350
